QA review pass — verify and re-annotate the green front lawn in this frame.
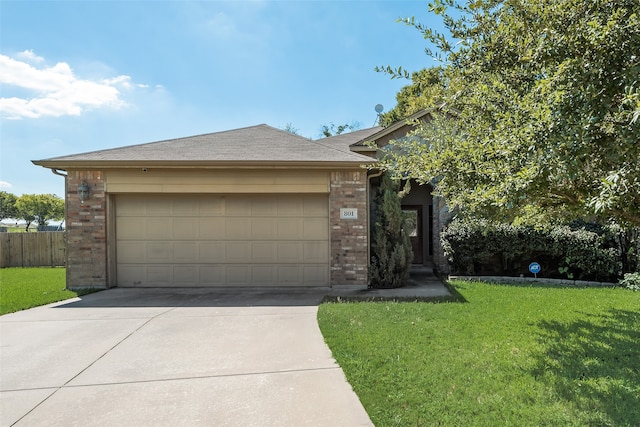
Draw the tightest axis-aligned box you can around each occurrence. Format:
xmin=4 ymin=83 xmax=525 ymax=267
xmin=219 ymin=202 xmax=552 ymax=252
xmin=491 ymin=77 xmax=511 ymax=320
xmin=318 ymin=281 xmax=640 ymax=426
xmin=0 ymin=268 xmax=90 ymax=315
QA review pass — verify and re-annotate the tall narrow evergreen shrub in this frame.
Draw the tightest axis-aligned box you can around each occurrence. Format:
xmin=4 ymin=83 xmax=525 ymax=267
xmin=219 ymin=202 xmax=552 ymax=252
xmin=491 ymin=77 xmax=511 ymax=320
xmin=369 ymin=174 xmax=414 ymax=288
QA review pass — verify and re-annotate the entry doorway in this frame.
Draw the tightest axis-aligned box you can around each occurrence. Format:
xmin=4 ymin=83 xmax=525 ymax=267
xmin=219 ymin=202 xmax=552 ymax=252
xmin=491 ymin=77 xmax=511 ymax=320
xmin=402 ymin=206 xmax=423 ymax=264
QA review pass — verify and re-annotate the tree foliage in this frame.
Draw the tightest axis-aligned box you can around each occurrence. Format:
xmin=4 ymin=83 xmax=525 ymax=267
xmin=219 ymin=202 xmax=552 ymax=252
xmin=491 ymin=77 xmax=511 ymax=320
xmin=0 ymin=191 xmax=18 ymax=220
xmin=14 ymin=194 xmax=64 ymax=231
xmin=282 ymin=123 xmax=300 ymax=135
xmin=369 ymin=174 xmax=414 ymax=288
xmin=376 ymin=0 xmax=640 ymax=226
xmin=378 ymin=67 xmax=449 ymax=127
xmin=320 ymin=121 xmax=361 ymax=137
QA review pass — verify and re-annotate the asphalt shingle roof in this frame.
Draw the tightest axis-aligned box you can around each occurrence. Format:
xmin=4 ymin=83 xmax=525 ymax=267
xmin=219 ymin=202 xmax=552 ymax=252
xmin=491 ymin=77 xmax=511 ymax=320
xmin=34 ymin=124 xmax=375 ymax=167
xmin=314 ymin=126 xmax=383 ymax=153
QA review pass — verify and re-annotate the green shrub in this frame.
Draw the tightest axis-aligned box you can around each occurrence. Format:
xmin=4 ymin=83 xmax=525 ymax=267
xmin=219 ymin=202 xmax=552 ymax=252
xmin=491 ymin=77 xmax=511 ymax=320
xmin=441 ymin=218 xmax=621 ymax=281
xmin=619 ymin=273 xmax=640 ymax=291
xmin=369 ymin=174 xmax=413 ymax=288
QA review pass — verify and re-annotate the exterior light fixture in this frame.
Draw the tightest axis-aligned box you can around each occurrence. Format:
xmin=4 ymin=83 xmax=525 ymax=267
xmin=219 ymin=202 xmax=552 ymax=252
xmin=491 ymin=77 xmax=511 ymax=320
xmin=77 ymin=181 xmax=91 ymax=204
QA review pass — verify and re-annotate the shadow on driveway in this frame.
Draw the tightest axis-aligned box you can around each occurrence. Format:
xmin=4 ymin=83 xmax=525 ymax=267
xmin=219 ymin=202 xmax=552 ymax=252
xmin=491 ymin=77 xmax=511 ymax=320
xmin=55 ymin=287 xmax=331 ymax=308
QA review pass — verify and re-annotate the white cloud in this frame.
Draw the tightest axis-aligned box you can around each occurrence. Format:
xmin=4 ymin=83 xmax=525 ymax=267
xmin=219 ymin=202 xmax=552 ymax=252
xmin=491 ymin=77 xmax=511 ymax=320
xmin=16 ymin=49 xmax=44 ymax=63
xmin=0 ymin=52 xmax=135 ymax=120
xmin=0 ymin=181 xmax=13 ymax=189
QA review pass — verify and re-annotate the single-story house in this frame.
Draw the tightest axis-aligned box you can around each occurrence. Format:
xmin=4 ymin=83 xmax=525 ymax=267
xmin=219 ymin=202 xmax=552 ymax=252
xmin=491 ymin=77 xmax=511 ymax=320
xmin=33 ymin=111 xmax=449 ymax=289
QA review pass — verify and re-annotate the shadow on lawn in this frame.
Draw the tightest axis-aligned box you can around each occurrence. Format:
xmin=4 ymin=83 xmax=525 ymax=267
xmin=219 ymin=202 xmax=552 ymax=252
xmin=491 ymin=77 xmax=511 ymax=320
xmin=532 ymin=309 xmax=640 ymax=426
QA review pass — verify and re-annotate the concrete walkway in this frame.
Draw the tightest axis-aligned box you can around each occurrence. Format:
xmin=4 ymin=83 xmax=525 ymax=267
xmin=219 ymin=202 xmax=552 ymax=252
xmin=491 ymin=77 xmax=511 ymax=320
xmin=1 ymin=275 xmax=451 ymax=426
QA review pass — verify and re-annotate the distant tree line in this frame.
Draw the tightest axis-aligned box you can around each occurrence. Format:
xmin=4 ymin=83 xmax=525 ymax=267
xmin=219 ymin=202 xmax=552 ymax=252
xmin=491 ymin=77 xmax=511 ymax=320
xmin=0 ymin=191 xmax=64 ymax=231
xmin=282 ymin=121 xmax=361 ymax=138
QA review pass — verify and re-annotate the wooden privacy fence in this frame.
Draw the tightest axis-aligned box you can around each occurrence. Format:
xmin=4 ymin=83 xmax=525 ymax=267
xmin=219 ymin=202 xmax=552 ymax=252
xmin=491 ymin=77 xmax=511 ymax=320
xmin=0 ymin=232 xmax=65 ymax=268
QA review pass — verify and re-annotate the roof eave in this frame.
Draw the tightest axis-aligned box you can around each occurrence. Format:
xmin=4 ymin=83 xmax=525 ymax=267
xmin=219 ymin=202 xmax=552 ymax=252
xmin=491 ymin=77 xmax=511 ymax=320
xmin=350 ymin=146 xmax=377 ymax=153
xmin=350 ymin=109 xmax=432 ymax=148
xmin=32 ymin=159 xmax=377 ymax=170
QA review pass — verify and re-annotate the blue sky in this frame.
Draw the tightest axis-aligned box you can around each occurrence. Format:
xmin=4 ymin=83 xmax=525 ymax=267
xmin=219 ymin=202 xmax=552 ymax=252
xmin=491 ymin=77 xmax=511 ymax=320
xmin=1 ymin=1 xmax=439 ymax=197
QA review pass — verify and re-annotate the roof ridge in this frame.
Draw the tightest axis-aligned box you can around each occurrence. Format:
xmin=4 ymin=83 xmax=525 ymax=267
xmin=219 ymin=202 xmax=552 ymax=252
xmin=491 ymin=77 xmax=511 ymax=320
xmin=316 ymin=126 xmax=382 ymax=142
xmin=36 ymin=124 xmax=302 ymax=161
xmin=306 ymin=134 xmax=373 ymax=160
xmin=350 ymin=109 xmax=431 ymax=146
xmin=259 ymin=124 xmax=315 ymax=142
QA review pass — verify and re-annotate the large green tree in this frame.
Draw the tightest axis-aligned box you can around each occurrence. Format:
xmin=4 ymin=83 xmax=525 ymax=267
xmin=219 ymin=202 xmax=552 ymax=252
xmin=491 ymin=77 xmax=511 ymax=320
xmin=15 ymin=194 xmax=64 ymax=231
xmin=0 ymin=191 xmax=18 ymax=220
xmin=376 ymin=0 xmax=640 ymax=226
xmin=377 ymin=67 xmax=448 ymax=127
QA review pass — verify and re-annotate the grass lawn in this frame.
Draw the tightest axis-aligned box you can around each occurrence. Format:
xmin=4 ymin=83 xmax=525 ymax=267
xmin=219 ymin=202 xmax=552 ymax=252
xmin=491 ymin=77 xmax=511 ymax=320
xmin=0 ymin=268 xmax=92 ymax=315
xmin=318 ymin=281 xmax=640 ymax=426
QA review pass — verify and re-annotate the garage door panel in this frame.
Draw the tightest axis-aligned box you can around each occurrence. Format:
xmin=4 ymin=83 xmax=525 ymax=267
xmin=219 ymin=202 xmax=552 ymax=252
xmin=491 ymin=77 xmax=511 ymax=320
xmin=251 ymin=242 xmax=278 ymax=263
xmin=303 ymin=197 xmax=327 ymax=215
xmin=225 ymin=218 xmax=251 ymax=239
xmin=173 ymin=242 xmax=197 ymax=262
xmin=251 ymin=218 xmax=277 ymax=239
xmin=303 ymin=218 xmax=329 ymax=239
xmin=225 ymin=198 xmax=251 ymax=216
xmin=174 ymin=219 xmax=197 ymax=239
xmin=172 ymin=198 xmax=199 ymax=216
xmin=199 ymin=218 xmax=225 ymax=238
xmin=278 ymin=242 xmax=303 ymax=263
xmin=146 ymin=199 xmax=172 ymax=216
xmin=199 ymin=242 xmax=226 ymax=262
xmin=148 ymin=265 xmax=172 ymax=284
xmin=200 ymin=197 xmax=225 ymax=216
xmin=116 ymin=194 xmax=329 ymax=287
xmin=117 ymin=265 xmax=146 ymax=286
xmin=277 ymin=219 xmax=302 ymax=239
xmin=117 ymin=242 xmax=147 ymax=262
xmin=303 ymin=241 xmax=329 ymax=263
xmin=147 ymin=219 xmax=170 ymax=239
xmin=251 ymin=198 xmax=277 ymax=216
xmin=278 ymin=265 xmax=301 ymax=284
xmin=226 ymin=242 xmax=250 ymax=262
xmin=277 ymin=198 xmax=303 ymax=217
xmin=226 ymin=265 xmax=251 ymax=284
xmin=251 ymin=265 xmax=276 ymax=285
xmin=303 ymin=265 xmax=329 ymax=285
xmin=144 ymin=242 xmax=173 ymax=262
xmin=174 ymin=266 xmax=198 ymax=285
xmin=117 ymin=197 xmax=146 ymax=215
xmin=199 ymin=265 xmax=225 ymax=285
xmin=117 ymin=218 xmax=146 ymax=239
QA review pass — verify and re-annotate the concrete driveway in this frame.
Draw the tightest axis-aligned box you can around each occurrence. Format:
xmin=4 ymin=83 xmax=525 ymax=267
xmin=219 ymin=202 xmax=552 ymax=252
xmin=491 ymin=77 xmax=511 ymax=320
xmin=0 ymin=288 xmax=373 ymax=426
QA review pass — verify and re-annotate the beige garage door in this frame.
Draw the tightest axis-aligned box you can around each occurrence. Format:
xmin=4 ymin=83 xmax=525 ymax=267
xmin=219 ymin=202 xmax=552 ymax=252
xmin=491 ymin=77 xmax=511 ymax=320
xmin=115 ymin=194 xmax=329 ymax=287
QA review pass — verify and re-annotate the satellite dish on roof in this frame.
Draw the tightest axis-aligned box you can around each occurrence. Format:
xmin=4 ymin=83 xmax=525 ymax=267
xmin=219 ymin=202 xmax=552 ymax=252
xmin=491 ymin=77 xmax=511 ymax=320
xmin=373 ymin=104 xmax=384 ymax=125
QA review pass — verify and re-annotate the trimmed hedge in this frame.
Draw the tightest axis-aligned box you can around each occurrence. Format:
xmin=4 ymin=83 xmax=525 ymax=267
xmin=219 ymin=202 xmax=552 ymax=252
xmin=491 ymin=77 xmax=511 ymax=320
xmin=441 ymin=219 xmax=623 ymax=282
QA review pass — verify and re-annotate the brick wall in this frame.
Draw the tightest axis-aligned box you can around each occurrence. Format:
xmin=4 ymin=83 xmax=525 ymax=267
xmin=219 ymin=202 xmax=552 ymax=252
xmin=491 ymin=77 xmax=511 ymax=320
xmin=66 ymin=170 xmax=109 ymax=289
xmin=329 ymin=170 xmax=368 ymax=286
xmin=64 ymin=169 xmax=370 ymax=288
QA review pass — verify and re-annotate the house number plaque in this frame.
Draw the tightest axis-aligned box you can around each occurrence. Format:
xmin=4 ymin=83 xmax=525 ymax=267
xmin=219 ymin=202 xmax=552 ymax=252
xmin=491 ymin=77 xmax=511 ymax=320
xmin=340 ymin=208 xmax=358 ymax=220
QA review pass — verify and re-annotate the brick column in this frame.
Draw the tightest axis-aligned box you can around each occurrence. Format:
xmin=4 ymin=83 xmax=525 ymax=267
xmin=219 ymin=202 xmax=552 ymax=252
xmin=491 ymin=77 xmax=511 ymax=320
xmin=329 ymin=170 xmax=368 ymax=286
xmin=65 ymin=170 xmax=109 ymax=289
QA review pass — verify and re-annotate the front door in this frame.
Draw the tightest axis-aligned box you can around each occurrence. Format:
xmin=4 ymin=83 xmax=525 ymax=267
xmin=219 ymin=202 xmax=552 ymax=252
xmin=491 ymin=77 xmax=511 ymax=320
xmin=403 ymin=206 xmax=423 ymax=264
